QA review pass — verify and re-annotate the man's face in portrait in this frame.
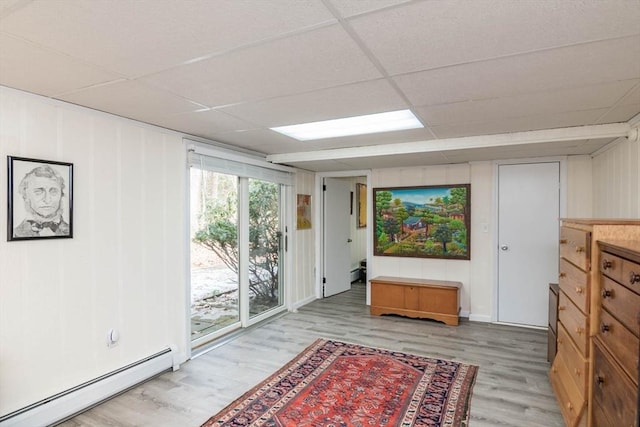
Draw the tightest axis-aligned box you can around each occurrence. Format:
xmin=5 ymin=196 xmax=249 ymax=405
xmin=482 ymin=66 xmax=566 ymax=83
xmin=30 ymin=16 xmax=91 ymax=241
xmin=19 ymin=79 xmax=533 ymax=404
xmin=24 ymin=175 xmax=62 ymax=219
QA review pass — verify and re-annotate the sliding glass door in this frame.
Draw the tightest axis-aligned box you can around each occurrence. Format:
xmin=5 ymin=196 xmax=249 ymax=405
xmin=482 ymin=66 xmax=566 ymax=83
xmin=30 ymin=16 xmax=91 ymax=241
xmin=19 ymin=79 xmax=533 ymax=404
xmin=189 ymin=153 xmax=290 ymax=347
xmin=190 ymin=169 xmax=240 ymax=340
xmin=248 ymin=179 xmax=283 ymax=318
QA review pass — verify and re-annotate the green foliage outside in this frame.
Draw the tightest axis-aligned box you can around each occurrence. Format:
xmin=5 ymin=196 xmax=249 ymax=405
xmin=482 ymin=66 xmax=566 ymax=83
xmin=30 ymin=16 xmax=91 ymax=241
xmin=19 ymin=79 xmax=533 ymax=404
xmin=193 ymin=179 xmax=281 ymax=311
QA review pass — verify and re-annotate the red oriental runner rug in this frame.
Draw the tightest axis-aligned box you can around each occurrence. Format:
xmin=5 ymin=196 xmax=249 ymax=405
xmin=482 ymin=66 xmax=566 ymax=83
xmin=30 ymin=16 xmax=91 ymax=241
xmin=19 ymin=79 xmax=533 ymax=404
xmin=202 ymin=338 xmax=478 ymax=427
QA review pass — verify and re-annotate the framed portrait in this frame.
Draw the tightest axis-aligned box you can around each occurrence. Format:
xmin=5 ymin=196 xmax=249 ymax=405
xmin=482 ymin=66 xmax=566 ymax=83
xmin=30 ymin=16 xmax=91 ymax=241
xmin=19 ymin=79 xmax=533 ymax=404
xmin=356 ymin=183 xmax=366 ymax=228
xmin=296 ymin=194 xmax=311 ymax=230
xmin=7 ymin=156 xmax=74 ymax=241
xmin=373 ymin=184 xmax=470 ymax=260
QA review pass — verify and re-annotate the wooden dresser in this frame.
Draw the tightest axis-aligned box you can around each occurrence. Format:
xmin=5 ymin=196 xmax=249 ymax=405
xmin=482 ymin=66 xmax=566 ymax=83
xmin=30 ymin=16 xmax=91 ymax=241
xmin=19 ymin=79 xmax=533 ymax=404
xmin=549 ymin=219 xmax=640 ymax=427
xmin=592 ymin=240 xmax=640 ymax=426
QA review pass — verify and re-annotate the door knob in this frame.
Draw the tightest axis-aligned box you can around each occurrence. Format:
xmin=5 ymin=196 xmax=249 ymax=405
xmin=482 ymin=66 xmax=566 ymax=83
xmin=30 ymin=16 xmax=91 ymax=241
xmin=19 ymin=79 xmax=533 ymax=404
xmin=347 ymin=238 xmax=352 ymax=243
xmin=500 ymin=245 xmax=509 ymax=251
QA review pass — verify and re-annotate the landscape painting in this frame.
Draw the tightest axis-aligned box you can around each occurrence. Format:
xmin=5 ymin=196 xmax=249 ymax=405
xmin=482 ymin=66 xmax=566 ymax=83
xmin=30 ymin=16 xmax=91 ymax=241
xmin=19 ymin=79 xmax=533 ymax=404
xmin=373 ymin=184 xmax=470 ymax=260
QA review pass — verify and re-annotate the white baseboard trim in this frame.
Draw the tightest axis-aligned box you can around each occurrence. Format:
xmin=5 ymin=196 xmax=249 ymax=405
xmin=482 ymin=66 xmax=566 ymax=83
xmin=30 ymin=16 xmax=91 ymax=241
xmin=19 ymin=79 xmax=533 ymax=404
xmin=459 ymin=310 xmax=470 ymax=319
xmin=0 ymin=347 xmax=177 ymax=427
xmin=291 ymin=295 xmax=317 ymax=312
xmin=469 ymin=314 xmax=492 ymax=323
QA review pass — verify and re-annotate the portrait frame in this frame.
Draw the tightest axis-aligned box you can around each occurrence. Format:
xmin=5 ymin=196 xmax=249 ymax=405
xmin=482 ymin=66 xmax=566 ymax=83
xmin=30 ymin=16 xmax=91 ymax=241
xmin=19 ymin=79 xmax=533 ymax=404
xmin=373 ymin=184 xmax=470 ymax=260
xmin=7 ymin=156 xmax=74 ymax=241
xmin=356 ymin=183 xmax=367 ymax=228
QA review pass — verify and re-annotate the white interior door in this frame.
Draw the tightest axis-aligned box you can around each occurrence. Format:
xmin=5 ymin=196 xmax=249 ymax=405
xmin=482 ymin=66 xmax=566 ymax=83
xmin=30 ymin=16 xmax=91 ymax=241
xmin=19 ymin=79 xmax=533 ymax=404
xmin=323 ymin=178 xmax=351 ymax=297
xmin=498 ymin=162 xmax=560 ymax=327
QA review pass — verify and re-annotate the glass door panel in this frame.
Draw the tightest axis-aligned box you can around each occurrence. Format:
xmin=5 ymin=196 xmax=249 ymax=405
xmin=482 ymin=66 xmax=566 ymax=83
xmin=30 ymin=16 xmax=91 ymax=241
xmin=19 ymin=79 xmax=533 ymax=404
xmin=248 ymin=179 xmax=283 ymax=318
xmin=190 ymin=169 xmax=240 ymax=340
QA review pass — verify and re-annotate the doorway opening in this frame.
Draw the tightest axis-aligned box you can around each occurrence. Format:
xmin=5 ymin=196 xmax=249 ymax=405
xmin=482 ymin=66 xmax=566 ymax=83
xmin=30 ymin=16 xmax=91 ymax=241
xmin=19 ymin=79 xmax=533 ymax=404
xmin=318 ymin=172 xmax=371 ymax=302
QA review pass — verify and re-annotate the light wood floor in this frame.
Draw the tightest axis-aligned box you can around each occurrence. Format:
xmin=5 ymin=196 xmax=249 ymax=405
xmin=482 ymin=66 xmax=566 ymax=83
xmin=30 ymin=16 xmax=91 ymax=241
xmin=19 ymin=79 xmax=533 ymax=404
xmin=60 ymin=283 xmax=563 ymax=427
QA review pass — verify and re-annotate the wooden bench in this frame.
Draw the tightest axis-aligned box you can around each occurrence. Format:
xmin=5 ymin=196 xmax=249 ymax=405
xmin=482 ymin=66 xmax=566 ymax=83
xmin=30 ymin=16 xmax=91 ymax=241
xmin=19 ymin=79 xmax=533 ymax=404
xmin=370 ymin=276 xmax=461 ymax=326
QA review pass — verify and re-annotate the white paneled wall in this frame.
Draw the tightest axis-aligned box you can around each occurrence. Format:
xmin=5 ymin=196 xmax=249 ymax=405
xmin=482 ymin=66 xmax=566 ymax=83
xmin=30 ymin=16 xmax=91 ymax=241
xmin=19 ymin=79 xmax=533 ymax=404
xmin=592 ymin=137 xmax=640 ymax=218
xmin=0 ymin=87 xmax=187 ymax=416
xmin=292 ymin=170 xmax=316 ymax=308
xmin=566 ymin=155 xmax=593 ymax=218
xmin=370 ymin=163 xmax=486 ymax=319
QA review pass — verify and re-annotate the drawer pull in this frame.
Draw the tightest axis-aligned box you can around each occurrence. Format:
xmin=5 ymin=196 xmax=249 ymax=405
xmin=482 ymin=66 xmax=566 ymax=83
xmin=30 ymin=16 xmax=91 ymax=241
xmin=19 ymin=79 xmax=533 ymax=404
xmin=574 ymin=287 xmax=583 ymax=294
xmin=601 ymin=289 xmax=612 ymax=299
xmin=630 ymin=271 xmax=640 ymax=285
xmin=574 ymin=368 xmax=581 ymax=377
xmin=566 ymin=402 xmax=573 ymax=411
xmin=600 ymin=322 xmax=610 ymax=333
xmin=601 ymin=259 xmax=612 ymax=270
xmin=595 ymin=375 xmax=605 ymax=386
xmin=558 ymin=305 xmax=566 ymax=311
xmin=575 ymin=327 xmax=583 ymax=335
xmin=575 ymin=246 xmax=584 ymax=253
xmin=559 ymin=239 xmax=567 ymax=244
xmin=559 ymin=272 xmax=566 ymax=278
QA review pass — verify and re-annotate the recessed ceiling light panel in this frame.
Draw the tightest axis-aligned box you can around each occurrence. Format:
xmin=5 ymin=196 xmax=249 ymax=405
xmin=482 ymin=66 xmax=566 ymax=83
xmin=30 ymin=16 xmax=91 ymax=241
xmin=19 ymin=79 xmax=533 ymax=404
xmin=270 ymin=109 xmax=423 ymax=141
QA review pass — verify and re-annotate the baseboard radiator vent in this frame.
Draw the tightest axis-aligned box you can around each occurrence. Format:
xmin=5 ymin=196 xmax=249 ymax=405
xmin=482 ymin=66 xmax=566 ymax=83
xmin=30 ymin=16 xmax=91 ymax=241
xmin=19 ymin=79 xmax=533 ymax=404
xmin=350 ymin=268 xmax=360 ymax=282
xmin=0 ymin=346 xmax=179 ymax=427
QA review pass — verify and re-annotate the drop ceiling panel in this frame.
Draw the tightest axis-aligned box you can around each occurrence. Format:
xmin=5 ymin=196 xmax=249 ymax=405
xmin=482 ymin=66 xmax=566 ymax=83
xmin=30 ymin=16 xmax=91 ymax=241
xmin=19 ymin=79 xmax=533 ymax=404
xmin=220 ymin=79 xmax=407 ymax=127
xmin=0 ymin=33 xmax=121 ymax=96
xmin=394 ymin=36 xmax=640 ymax=107
xmin=0 ymin=0 xmax=337 ymax=77
xmin=145 ymin=109 xmax=259 ymax=139
xmin=417 ymin=79 xmax=639 ymax=127
xmin=430 ymin=109 xmax=608 ymax=139
xmin=58 ymin=80 xmax=207 ymax=125
xmin=0 ymin=0 xmax=28 ymax=16
xmin=327 ymin=0 xmax=410 ymax=18
xmin=596 ymin=103 xmax=640 ymax=124
xmin=349 ymin=0 xmax=640 ymax=76
xmin=142 ymin=24 xmax=382 ymax=108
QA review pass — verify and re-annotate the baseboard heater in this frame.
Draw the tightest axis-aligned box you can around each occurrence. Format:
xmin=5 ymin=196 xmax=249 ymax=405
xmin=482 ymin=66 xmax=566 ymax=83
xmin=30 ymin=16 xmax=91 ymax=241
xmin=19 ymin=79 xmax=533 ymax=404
xmin=0 ymin=346 xmax=178 ymax=427
xmin=350 ymin=268 xmax=360 ymax=282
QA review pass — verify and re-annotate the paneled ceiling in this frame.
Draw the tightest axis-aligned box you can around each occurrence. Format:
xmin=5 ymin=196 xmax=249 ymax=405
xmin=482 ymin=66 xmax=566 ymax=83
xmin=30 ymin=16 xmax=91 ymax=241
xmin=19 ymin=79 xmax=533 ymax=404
xmin=1 ymin=0 xmax=638 ymax=171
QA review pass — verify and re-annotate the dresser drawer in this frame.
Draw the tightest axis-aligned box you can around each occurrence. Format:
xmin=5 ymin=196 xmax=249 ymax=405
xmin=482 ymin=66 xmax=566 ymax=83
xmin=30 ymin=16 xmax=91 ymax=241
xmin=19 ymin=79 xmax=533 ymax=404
xmin=550 ymin=355 xmax=586 ymax=426
xmin=600 ymin=276 xmax=640 ymax=332
xmin=560 ymin=227 xmax=591 ymax=271
xmin=559 ymin=258 xmax=588 ymax=314
xmin=558 ymin=292 xmax=589 ymax=355
xmin=557 ymin=323 xmax=588 ymax=395
xmin=592 ymin=342 xmax=637 ymax=427
xmin=600 ymin=252 xmax=625 ymax=284
xmin=597 ymin=308 xmax=639 ymax=382
xmin=622 ymin=257 xmax=640 ymax=294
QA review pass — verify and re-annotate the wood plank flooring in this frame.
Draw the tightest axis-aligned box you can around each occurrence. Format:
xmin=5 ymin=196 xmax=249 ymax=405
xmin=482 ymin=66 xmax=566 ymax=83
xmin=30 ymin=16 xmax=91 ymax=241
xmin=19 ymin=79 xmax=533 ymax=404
xmin=59 ymin=283 xmax=563 ymax=426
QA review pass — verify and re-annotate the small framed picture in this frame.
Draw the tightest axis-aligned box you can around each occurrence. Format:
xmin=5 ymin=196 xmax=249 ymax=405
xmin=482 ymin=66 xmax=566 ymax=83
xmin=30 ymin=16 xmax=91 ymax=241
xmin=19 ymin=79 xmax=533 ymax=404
xmin=7 ymin=156 xmax=74 ymax=241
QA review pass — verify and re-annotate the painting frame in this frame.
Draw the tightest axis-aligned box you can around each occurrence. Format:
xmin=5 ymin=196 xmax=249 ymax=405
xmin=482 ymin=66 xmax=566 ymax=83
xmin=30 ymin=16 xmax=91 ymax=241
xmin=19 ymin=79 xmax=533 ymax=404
xmin=373 ymin=184 xmax=470 ymax=260
xmin=7 ymin=156 xmax=74 ymax=241
xmin=296 ymin=193 xmax=312 ymax=230
xmin=356 ymin=183 xmax=367 ymax=228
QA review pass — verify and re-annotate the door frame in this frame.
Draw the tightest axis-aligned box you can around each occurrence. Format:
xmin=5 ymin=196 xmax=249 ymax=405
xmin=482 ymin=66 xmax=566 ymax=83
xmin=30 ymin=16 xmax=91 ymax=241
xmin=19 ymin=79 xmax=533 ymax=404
xmin=315 ymin=170 xmax=372 ymax=303
xmin=491 ymin=157 xmax=567 ymax=325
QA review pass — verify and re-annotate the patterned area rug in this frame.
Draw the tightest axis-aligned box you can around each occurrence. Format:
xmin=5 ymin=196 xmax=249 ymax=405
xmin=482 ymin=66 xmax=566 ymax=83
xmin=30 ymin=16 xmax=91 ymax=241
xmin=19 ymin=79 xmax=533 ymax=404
xmin=202 ymin=338 xmax=478 ymax=427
